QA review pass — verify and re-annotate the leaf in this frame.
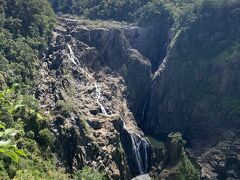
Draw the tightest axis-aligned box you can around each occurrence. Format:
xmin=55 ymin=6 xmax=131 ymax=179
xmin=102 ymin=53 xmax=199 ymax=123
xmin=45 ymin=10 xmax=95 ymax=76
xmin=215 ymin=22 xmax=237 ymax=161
xmin=29 ymin=109 xmax=36 ymax=114
xmin=0 ymin=124 xmax=5 ymax=129
xmin=14 ymin=104 xmax=25 ymax=110
xmin=0 ymin=92 xmax=3 ymax=99
xmin=15 ymin=149 xmax=26 ymax=156
xmin=4 ymin=150 xmax=19 ymax=162
xmin=36 ymin=112 xmax=44 ymax=120
xmin=5 ymin=87 xmax=14 ymax=95
xmin=0 ymin=145 xmax=25 ymax=162
xmin=4 ymin=128 xmax=18 ymax=137
xmin=0 ymin=148 xmax=6 ymax=153
xmin=0 ymin=140 xmax=11 ymax=146
xmin=0 ymin=132 xmax=4 ymax=138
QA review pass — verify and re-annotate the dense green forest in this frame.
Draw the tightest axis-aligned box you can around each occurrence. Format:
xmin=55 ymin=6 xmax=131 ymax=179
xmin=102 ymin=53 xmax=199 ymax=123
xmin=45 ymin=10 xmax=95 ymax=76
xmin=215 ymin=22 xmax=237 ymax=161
xmin=49 ymin=0 xmax=201 ymax=23
xmin=0 ymin=0 xmax=66 ymax=179
xmin=0 ymin=0 xmax=240 ymax=179
xmin=0 ymin=0 xmax=107 ymax=178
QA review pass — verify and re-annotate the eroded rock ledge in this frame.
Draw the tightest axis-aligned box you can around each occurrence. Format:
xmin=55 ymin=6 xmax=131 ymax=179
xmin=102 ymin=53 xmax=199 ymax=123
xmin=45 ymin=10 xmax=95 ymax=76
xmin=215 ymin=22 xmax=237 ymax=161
xmin=36 ymin=12 xmax=240 ymax=179
xmin=36 ymin=16 xmax=156 ymax=179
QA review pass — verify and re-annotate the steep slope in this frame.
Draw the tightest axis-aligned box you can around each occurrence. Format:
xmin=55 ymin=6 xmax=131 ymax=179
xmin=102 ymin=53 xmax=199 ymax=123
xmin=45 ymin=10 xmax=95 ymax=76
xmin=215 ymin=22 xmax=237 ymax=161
xmin=2 ymin=0 xmax=240 ymax=179
xmin=37 ymin=16 xmax=154 ymax=179
xmin=143 ymin=1 xmax=240 ymax=179
xmin=36 ymin=15 xmax=200 ymax=179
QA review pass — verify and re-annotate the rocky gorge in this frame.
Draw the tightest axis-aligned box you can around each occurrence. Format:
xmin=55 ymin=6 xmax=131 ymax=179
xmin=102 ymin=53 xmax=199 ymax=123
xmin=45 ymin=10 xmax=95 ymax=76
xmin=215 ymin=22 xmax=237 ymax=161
xmin=35 ymin=5 xmax=240 ymax=178
xmin=1 ymin=0 xmax=240 ymax=179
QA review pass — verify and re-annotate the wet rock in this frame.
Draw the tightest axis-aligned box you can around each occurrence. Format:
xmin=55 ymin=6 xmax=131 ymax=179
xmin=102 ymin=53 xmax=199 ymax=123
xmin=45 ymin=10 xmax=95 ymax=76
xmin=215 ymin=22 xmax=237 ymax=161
xmin=124 ymin=49 xmax=151 ymax=117
xmin=50 ymin=54 xmax=63 ymax=70
xmin=56 ymin=34 xmax=65 ymax=44
xmin=65 ymin=35 xmax=72 ymax=43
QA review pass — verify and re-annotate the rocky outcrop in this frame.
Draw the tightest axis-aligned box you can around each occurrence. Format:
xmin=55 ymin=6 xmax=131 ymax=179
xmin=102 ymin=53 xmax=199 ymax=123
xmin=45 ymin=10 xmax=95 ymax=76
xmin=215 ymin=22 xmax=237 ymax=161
xmin=159 ymin=133 xmax=199 ymax=180
xmin=36 ymin=2 xmax=240 ymax=178
xmin=144 ymin=0 xmax=240 ymax=140
xmin=142 ymin=2 xmax=240 ymax=179
xmin=189 ymin=131 xmax=240 ymax=180
xmin=64 ymin=17 xmax=152 ymax=118
xmin=36 ymin=16 xmax=156 ymax=179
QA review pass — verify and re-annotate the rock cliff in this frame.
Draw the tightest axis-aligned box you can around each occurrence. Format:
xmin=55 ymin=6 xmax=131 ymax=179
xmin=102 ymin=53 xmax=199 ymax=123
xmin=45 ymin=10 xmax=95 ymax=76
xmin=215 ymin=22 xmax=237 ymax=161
xmin=37 ymin=1 xmax=240 ymax=178
xmin=36 ymin=16 xmax=154 ymax=179
xmin=142 ymin=1 xmax=240 ymax=179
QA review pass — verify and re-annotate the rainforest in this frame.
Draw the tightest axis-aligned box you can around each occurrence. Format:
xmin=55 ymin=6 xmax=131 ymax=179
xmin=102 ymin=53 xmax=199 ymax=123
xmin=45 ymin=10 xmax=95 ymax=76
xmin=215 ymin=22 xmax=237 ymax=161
xmin=0 ymin=0 xmax=240 ymax=179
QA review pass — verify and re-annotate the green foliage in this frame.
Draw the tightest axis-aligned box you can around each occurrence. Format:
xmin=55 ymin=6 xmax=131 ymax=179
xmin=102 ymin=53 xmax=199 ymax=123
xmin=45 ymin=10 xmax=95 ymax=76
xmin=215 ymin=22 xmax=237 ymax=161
xmin=50 ymin=0 xmax=149 ymax=21
xmin=0 ymin=124 xmax=25 ymax=163
xmin=133 ymin=0 xmax=172 ymax=25
xmin=56 ymin=99 xmax=75 ymax=117
xmin=3 ymin=0 xmax=55 ymax=37
xmin=0 ymin=0 xmax=55 ymax=87
xmin=49 ymin=0 xmax=202 ymax=26
xmin=147 ymin=136 xmax=165 ymax=149
xmin=13 ymin=157 xmax=69 ymax=180
xmin=177 ymin=152 xmax=199 ymax=180
xmin=168 ymin=132 xmax=186 ymax=146
xmin=0 ymin=86 xmax=69 ymax=179
xmin=38 ymin=128 xmax=55 ymax=148
xmin=74 ymin=166 xmax=106 ymax=180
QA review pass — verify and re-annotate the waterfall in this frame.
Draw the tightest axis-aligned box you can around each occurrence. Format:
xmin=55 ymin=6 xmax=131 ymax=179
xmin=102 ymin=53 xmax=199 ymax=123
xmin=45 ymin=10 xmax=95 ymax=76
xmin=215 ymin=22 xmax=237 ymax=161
xmin=143 ymin=138 xmax=149 ymax=171
xmin=67 ymin=44 xmax=77 ymax=65
xmin=66 ymin=44 xmax=108 ymax=115
xmin=120 ymin=119 xmax=150 ymax=175
xmin=94 ymin=83 xmax=108 ymax=115
xmin=130 ymin=134 xmax=145 ymax=174
xmin=130 ymin=132 xmax=149 ymax=174
xmin=141 ymin=88 xmax=151 ymax=121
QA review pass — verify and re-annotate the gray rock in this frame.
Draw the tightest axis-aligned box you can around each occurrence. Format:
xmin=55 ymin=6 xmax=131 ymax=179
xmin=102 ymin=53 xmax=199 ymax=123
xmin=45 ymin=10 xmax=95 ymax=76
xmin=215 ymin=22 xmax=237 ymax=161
xmin=132 ymin=174 xmax=151 ymax=180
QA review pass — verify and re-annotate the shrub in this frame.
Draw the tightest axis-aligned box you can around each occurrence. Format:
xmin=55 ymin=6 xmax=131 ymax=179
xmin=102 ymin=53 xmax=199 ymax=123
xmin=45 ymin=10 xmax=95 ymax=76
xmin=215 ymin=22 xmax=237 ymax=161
xmin=38 ymin=128 xmax=55 ymax=148
xmin=74 ymin=166 xmax=106 ymax=180
xmin=56 ymin=100 xmax=75 ymax=117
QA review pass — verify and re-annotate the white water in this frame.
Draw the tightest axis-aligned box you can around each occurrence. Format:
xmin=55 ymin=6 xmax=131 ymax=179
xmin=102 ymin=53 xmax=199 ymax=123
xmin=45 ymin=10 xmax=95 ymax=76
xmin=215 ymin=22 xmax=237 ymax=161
xmin=130 ymin=133 xmax=149 ymax=174
xmin=143 ymin=138 xmax=149 ymax=171
xmin=94 ymin=83 xmax=108 ymax=115
xmin=67 ymin=44 xmax=77 ymax=65
xmin=66 ymin=44 xmax=108 ymax=115
xmin=130 ymin=134 xmax=145 ymax=174
xmin=121 ymin=119 xmax=149 ymax=174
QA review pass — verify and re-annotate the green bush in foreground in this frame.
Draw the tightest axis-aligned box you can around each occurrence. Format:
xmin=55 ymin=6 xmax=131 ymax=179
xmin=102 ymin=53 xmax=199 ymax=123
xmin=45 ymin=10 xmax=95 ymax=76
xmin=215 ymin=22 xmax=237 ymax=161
xmin=0 ymin=86 xmax=69 ymax=179
xmin=74 ymin=166 xmax=106 ymax=180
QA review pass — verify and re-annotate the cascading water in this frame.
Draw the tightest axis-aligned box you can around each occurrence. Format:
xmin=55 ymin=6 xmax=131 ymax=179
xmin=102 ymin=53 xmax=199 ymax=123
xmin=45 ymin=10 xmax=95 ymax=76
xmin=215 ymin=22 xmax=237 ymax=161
xmin=120 ymin=119 xmax=150 ymax=175
xmin=141 ymin=88 xmax=151 ymax=122
xmin=66 ymin=43 xmax=108 ymax=115
xmin=130 ymin=132 xmax=149 ymax=174
xmin=67 ymin=44 xmax=77 ymax=65
xmin=94 ymin=83 xmax=108 ymax=115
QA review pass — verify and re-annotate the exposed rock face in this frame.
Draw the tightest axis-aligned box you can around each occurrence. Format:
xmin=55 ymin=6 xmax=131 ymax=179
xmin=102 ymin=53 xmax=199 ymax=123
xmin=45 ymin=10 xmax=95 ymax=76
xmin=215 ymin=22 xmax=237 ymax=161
xmin=125 ymin=20 xmax=171 ymax=73
xmin=189 ymin=131 xmax=240 ymax=180
xmin=36 ymin=2 xmax=240 ymax=179
xmin=142 ymin=2 xmax=240 ymax=179
xmin=144 ymin=1 xmax=240 ymax=140
xmin=66 ymin=18 xmax=152 ymax=120
xmin=36 ymin=16 xmax=154 ymax=179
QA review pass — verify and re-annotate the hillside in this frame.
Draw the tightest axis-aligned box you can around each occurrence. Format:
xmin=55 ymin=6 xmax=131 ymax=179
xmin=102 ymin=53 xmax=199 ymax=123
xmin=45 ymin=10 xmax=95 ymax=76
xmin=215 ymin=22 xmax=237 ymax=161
xmin=0 ymin=0 xmax=240 ymax=179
